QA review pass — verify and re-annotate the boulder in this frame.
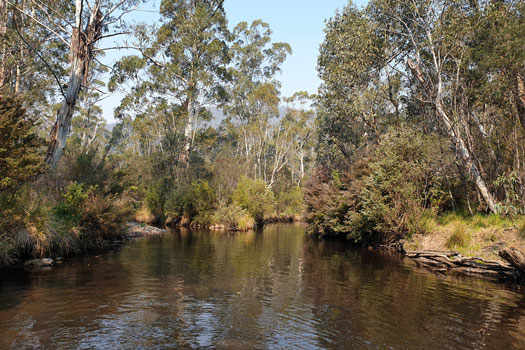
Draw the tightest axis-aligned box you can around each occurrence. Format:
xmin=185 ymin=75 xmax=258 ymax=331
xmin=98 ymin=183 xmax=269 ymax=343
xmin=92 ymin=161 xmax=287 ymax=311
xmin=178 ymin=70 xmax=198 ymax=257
xmin=24 ymin=258 xmax=54 ymax=268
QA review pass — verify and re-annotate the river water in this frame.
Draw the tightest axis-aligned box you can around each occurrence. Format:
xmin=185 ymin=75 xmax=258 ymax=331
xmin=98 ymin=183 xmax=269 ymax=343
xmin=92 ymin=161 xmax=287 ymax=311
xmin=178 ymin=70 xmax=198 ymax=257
xmin=0 ymin=224 xmax=524 ymax=349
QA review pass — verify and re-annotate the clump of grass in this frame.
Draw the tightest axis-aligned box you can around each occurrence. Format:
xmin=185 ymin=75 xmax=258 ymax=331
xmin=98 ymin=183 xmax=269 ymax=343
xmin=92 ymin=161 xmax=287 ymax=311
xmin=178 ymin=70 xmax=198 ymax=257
xmin=471 ymin=214 xmax=488 ymax=229
xmin=446 ymin=223 xmax=470 ymax=249
xmin=485 ymin=232 xmax=498 ymax=242
xmin=437 ymin=211 xmax=467 ymax=226
xmin=135 ymin=206 xmax=155 ymax=224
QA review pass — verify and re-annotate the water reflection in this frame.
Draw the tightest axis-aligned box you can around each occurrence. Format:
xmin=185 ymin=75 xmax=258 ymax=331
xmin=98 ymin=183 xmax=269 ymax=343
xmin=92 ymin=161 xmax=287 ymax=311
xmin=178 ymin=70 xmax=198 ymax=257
xmin=0 ymin=224 xmax=524 ymax=349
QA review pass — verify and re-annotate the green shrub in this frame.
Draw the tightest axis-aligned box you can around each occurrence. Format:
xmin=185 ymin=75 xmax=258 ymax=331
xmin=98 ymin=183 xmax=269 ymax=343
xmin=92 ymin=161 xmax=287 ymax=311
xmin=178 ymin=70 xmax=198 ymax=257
xmin=0 ymin=96 xmax=45 ymax=198
xmin=275 ymin=186 xmax=304 ymax=217
xmin=232 ymin=176 xmax=274 ymax=225
xmin=212 ymin=204 xmax=255 ymax=231
xmin=53 ymin=182 xmax=92 ymax=225
xmin=145 ymin=180 xmax=169 ymax=220
xmin=305 ymin=128 xmax=457 ymax=244
xmin=164 ymin=180 xmax=216 ymax=226
xmin=77 ymin=193 xmax=132 ymax=244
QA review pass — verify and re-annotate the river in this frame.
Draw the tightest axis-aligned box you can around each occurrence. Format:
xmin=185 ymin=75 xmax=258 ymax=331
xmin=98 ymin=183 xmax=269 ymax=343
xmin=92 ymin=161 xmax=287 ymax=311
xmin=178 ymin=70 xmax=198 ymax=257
xmin=1 ymin=224 xmax=524 ymax=349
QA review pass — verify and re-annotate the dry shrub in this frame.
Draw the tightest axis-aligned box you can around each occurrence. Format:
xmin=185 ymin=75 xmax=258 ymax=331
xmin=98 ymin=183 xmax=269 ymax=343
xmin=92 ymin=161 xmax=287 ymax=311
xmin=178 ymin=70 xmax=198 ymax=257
xmin=135 ymin=206 xmax=155 ymax=224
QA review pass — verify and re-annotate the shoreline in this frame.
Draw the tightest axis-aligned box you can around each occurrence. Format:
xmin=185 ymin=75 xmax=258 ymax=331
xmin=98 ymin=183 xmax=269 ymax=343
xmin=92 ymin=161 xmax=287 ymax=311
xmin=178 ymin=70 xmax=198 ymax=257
xmin=1 ymin=222 xmax=169 ymax=272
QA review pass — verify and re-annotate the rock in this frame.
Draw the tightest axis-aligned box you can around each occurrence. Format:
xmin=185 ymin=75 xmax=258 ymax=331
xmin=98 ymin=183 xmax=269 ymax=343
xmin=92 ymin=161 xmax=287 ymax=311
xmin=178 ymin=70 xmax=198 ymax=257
xmin=24 ymin=258 xmax=54 ymax=268
xmin=126 ymin=222 xmax=167 ymax=238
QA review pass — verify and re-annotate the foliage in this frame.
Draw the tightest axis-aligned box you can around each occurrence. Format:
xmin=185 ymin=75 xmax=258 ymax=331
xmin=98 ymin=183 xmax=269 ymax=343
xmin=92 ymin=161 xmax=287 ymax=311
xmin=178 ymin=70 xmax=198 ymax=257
xmin=0 ymin=96 xmax=45 ymax=197
xmin=233 ymin=176 xmax=274 ymax=225
xmin=212 ymin=204 xmax=255 ymax=231
xmin=306 ymin=128 xmax=457 ymax=243
xmin=53 ymin=182 xmax=93 ymax=225
xmin=275 ymin=186 xmax=305 ymax=217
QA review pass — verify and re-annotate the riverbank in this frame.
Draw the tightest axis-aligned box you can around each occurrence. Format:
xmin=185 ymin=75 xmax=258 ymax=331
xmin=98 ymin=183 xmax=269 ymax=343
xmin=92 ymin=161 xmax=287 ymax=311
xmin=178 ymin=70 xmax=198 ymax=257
xmin=398 ymin=214 xmax=525 ymax=283
xmin=1 ymin=222 xmax=168 ymax=271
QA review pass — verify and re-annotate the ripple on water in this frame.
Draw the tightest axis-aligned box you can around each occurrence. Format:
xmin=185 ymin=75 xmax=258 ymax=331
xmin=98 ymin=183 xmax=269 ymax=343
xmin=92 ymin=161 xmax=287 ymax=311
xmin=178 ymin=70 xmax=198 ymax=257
xmin=0 ymin=224 xmax=524 ymax=350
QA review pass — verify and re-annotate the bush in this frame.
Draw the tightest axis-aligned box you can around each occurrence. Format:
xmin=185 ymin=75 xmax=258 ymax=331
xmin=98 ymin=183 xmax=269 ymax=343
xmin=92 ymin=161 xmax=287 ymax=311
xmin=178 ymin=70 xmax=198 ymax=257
xmin=305 ymin=128 xmax=456 ymax=244
xmin=212 ymin=204 xmax=255 ymax=231
xmin=232 ymin=176 xmax=274 ymax=225
xmin=77 ymin=193 xmax=132 ymax=244
xmin=135 ymin=206 xmax=155 ymax=224
xmin=53 ymin=182 xmax=92 ymax=225
xmin=50 ymin=182 xmax=132 ymax=253
xmin=164 ymin=180 xmax=216 ymax=226
xmin=275 ymin=186 xmax=304 ymax=217
xmin=145 ymin=180 xmax=169 ymax=220
xmin=0 ymin=96 xmax=45 ymax=198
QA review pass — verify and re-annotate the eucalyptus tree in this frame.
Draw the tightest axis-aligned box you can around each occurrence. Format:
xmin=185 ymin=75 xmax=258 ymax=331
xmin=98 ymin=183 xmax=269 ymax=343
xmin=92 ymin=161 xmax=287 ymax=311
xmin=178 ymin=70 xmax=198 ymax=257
xmin=0 ymin=0 xmax=71 ymax=122
xmin=317 ymin=2 xmax=399 ymax=169
xmin=223 ymin=20 xmax=291 ymax=183
xmin=4 ymin=0 xmax=143 ymax=167
xmin=112 ymin=0 xmax=230 ymax=170
xmin=317 ymin=0 xmax=525 ymax=213
xmin=42 ymin=0 xmax=146 ymax=167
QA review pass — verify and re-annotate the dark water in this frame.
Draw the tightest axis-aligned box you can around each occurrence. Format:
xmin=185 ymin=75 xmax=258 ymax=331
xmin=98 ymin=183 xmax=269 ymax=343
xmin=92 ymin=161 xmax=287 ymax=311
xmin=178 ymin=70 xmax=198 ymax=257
xmin=1 ymin=224 xmax=524 ymax=349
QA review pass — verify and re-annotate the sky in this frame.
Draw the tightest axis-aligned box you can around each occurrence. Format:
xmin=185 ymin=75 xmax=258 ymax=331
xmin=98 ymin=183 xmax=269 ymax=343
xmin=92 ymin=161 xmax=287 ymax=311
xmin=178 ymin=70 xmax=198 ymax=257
xmin=100 ymin=0 xmax=368 ymax=122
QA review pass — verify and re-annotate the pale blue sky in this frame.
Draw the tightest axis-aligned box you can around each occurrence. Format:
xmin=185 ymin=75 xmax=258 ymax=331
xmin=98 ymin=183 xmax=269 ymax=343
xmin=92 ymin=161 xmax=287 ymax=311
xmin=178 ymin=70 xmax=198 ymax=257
xmin=101 ymin=0 xmax=367 ymax=121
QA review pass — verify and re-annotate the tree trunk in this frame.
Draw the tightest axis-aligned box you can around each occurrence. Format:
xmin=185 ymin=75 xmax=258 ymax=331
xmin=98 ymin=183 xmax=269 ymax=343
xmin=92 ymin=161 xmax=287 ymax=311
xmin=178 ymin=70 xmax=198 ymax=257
xmin=46 ymin=0 xmax=102 ymax=167
xmin=0 ymin=0 xmax=8 ymax=88
xmin=435 ymin=97 xmax=497 ymax=213
xmin=180 ymin=95 xmax=195 ymax=166
xmin=516 ymin=73 xmax=525 ymax=130
xmin=46 ymin=27 xmax=84 ymax=167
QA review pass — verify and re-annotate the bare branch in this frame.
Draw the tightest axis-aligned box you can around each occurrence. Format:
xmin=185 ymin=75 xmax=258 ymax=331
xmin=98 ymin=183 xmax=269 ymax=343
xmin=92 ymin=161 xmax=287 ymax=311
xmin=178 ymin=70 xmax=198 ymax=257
xmin=7 ymin=1 xmax=71 ymax=47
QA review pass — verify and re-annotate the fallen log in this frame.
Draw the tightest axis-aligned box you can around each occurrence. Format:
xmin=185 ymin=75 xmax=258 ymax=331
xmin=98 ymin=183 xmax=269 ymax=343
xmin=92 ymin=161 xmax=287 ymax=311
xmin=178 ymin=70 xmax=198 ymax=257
xmin=499 ymin=247 xmax=525 ymax=272
xmin=405 ymin=249 xmax=521 ymax=283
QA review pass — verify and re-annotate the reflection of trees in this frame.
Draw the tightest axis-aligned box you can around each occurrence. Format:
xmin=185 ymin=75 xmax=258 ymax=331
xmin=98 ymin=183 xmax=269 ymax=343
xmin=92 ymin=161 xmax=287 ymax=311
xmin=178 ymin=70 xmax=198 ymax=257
xmin=2 ymin=225 xmax=525 ymax=349
xmin=0 ymin=253 xmax=134 ymax=349
xmin=301 ymin=238 xmax=525 ymax=349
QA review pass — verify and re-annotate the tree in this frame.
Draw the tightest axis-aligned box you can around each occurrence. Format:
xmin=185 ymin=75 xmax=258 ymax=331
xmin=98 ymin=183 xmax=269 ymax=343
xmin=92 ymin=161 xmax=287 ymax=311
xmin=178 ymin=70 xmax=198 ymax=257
xmin=112 ymin=0 xmax=230 ymax=169
xmin=317 ymin=0 xmax=525 ymax=213
xmin=14 ymin=0 xmax=145 ymax=167
xmin=0 ymin=95 xmax=45 ymax=197
xmin=223 ymin=20 xmax=291 ymax=184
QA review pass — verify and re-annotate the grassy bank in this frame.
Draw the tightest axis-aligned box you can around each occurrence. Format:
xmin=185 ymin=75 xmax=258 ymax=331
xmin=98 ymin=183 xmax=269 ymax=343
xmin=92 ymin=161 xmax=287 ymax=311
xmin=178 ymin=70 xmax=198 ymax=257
xmin=403 ymin=213 xmax=525 ymax=261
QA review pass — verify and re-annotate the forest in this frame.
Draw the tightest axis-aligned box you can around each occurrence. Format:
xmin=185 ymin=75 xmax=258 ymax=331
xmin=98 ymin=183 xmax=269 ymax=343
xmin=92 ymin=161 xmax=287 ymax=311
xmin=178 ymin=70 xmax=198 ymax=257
xmin=0 ymin=0 xmax=524 ymax=266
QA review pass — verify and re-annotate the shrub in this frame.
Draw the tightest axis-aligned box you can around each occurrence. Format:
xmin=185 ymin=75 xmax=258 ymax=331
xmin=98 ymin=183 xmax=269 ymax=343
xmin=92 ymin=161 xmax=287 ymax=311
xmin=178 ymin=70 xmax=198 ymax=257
xmin=164 ymin=180 xmax=216 ymax=226
xmin=77 ymin=193 xmax=132 ymax=244
xmin=145 ymin=180 xmax=169 ymax=220
xmin=305 ymin=128 xmax=456 ymax=244
xmin=275 ymin=186 xmax=305 ymax=217
xmin=52 ymin=182 xmax=92 ymax=225
xmin=212 ymin=204 xmax=255 ymax=231
xmin=135 ymin=206 xmax=155 ymax=224
xmin=0 ymin=96 xmax=45 ymax=198
xmin=232 ymin=176 xmax=274 ymax=225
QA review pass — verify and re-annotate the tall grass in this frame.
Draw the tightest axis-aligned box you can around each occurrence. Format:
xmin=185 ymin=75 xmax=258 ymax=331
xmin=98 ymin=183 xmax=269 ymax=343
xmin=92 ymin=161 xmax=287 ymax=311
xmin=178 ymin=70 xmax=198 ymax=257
xmin=446 ymin=222 xmax=471 ymax=249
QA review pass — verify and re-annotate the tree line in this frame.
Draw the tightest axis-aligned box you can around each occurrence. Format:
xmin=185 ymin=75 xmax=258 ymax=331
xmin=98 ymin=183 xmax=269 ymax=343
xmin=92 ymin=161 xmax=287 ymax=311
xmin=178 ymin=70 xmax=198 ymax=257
xmin=307 ymin=0 xmax=524 ymax=243
xmin=0 ymin=0 xmax=315 ymax=265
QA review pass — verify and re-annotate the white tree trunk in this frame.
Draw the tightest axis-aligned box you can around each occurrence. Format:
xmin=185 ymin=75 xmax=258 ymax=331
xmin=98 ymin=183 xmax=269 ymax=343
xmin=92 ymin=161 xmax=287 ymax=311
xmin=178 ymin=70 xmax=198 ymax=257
xmin=46 ymin=0 xmax=103 ymax=167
